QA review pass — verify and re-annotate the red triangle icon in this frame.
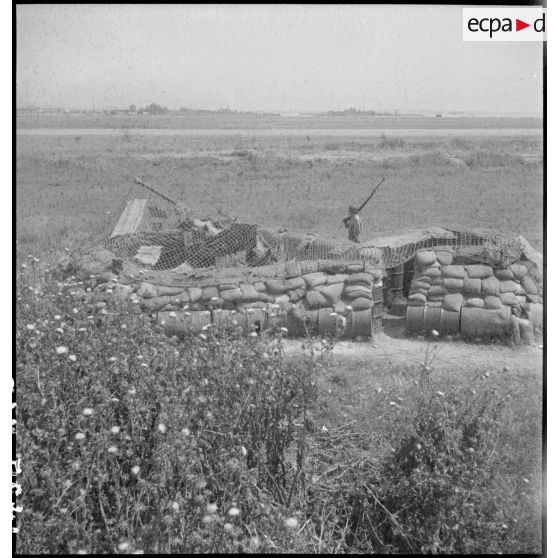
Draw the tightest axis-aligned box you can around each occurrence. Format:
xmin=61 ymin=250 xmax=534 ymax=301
xmin=516 ymin=19 xmax=530 ymax=31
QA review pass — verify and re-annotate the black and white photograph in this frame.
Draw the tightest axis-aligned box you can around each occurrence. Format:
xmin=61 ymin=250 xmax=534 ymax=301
xmin=14 ymin=3 xmax=545 ymax=554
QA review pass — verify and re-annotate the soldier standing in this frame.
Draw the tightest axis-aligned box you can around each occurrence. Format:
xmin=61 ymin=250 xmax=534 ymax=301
xmin=345 ymin=205 xmax=363 ymax=243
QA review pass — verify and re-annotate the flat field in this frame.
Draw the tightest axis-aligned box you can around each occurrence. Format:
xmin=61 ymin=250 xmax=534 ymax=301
xmin=16 ymin=114 xmax=543 ymax=255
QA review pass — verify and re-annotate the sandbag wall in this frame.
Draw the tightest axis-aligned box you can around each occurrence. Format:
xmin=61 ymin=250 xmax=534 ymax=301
xmin=89 ymin=265 xmax=385 ymax=338
xmin=406 ymin=248 xmax=543 ymax=341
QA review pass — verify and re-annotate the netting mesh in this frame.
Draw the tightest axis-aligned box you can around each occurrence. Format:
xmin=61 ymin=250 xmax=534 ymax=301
xmin=74 ymin=178 xmax=535 ymax=285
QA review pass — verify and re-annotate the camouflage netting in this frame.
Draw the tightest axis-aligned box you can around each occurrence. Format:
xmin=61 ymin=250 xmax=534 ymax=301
xmin=70 ymin=178 xmax=542 ymax=288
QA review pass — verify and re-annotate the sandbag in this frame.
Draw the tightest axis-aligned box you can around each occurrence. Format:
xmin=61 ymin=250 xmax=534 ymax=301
xmin=285 ymin=261 xmax=302 ymax=277
xmin=303 ymin=272 xmax=328 ymax=289
xmin=422 ymin=266 xmax=442 ymax=279
xmin=510 ymin=263 xmax=528 ymax=280
xmin=288 ymin=289 xmax=305 ymax=303
xmin=157 ymin=285 xmax=185 ymax=297
xmin=188 ymin=287 xmax=202 ymax=303
xmin=140 ymin=295 xmax=172 ymax=312
xmin=527 ymin=294 xmax=543 ymax=304
xmin=465 ymin=265 xmax=493 ymax=279
xmin=254 ymin=281 xmax=267 ymax=292
xmin=466 ymin=298 xmax=485 ymax=308
xmin=265 ymin=279 xmax=289 ymax=295
xmin=460 ymin=306 xmax=511 ymax=338
xmin=427 ymin=301 xmax=443 ymax=308
xmin=347 ymin=263 xmax=364 ymax=273
xmin=138 ymin=282 xmax=158 ymax=299
xmin=202 ymin=286 xmax=219 ymax=302
xmin=431 ymin=277 xmax=445 ymax=286
xmin=285 ymin=276 xmax=305 ymax=290
xmin=414 ymin=275 xmax=433 ymax=285
xmin=240 ymin=284 xmax=259 ymax=302
xmin=411 ymin=280 xmax=430 ymax=292
xmin=344 ymin=285 xmax=372 ymax=299
xmin=516 ymin=295 xmax=526 ymax=307
xmin=415 ymin=250 xmax=437 ymax=268
xmin=463 ymin=278 xmax=482 ymax=296
xmin=345 ymin=272 xmax=373 ymax=286
xmin=408 ymin=293 xmax=427 ymax=304
xmin=350 ymin=297 xmax=372 ymax=311
xmin=258 ymin=292 xmax=275 ymax=303
xmin=441 ymin=265 xmax=466 ymax=279
xmin=321 ymin=282 xmax=345 ymax=304
xmin=484 ymin=295 xmax=502 ymax=310
xmin=326 ymin=274 xmax=348 ymax=285
xmin=495 ymin=268 xmax=515 ymax=280
xmin=499 ymin=280 xmax=521 ymax=294
xmin=500 ymin=292 xmax=518 ymax=306
xmin=521 ymin=276 xmax=539 ymax=295
xmin=442 ymin=293 xmax=464 ymax=312
xmin=221 ymin=288 xmax=243 ymax=302
xmin=435 ymin=250 xmax=454 ymax=266
xmin=409 ymin=287 xmax=428 ymax=298
xmin=428 ymin=285 xmax=447 ymax=297
xmin=306 ymin=290 xmax=329 ymax=308
xmin=481 ymin=277 xmax=500 ymax=297
xmin=443 ymin=278 xmax=464 ymax=291
xmin=218 ymin=283 xmax=239 ymax=292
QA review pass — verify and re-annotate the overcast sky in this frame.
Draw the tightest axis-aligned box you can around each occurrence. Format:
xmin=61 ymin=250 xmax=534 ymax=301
xmin=16 ymin=4 xmax=543 ymax=114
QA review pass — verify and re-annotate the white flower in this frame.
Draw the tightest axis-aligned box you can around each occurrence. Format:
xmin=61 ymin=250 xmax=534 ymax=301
xmin=106 ymin=289 xmax=113 ymax=294
xmin=110 ymin=426 xmax=120 ymax=434
xmin=109 ymin=356 xmax=117 ymax=362
xmin=431 ymin=329 xmax=439 ymax=337
xmin=131 ymin=465 xmax=140 ymax=475
xmin=128 ymin=388 xmax=136 ymax=396
xmin=250 ymin=331 xmax=258 ymax=337
xmin=75 ymin=432 xmax=86 ymax=440
xmin=54 ymin=315 xmax=61 ymax=320
xmin=224 ymin=522 xmax=233 ymax=532
xmin=158 ymin=423 xmax=167 ymax=434
xmin=285 ymin=517 xmax=298 ymax=529
xmin=345 ymin=305 xmax=353 ymax=312
xmin=118 ymin=542 xmax=130 ymax=551
xmin=280 ymin=327 xmax=288 ymax=333
xmin=171 ymin=501 xmax=180 ymax=511
xmin=78 ymin=327 xmax=86 ymax=332
xmin=436 ymin=391 xmax=445 ymax=397
xmin=228 ymin=507 xmax=240 ymax=517
xmin=68 ymin=355 xmax=77 ymax=362
xmin=107 ymin=445 xmax=118 ymax=453
xmin=376 ymin=387 xmax=383 ymax=393
xmin=56 ymin=327 xmax=64 ymax=334
xmin=181 ymin=427 xmax=191 ymax=436
xmin=206 ymin=503 xmax=218 ymax=514
xmin=389 ymin=401 xmax=398 ymax=407
xmin=199 ymin=333 xmax=207 ymax=340
xmin=26 ymin=324 xmax=35 ymax=331
xmin=82 ymin=408 xmax=93 ymax=416
xmin=169 ymin=311 xmax=176 ymax=318
xmin=56 ymin=346 xmax=68 ymax=355
xmin=21 ymin=263 xmax=27 ymax=269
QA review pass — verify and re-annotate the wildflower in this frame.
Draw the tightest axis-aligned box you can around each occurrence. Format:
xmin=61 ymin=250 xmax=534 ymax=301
xmin=436 ymin=391 xmax=445 ymax=397
xmin=285 ymin=517 xmax=298 ymax=529
xmin=56 ymin=327 xmax=64 ymax=334
xmin=106 ymin=289 xmax=113 ymax=294
xmin=249 ymin=536 xmax=260 ymax=549
xmin=54 ymin=315 xmax=61 ymax=320
xmin=210 ymin=296 xmax=219 ymax=302
xmin=431 ymin=329 xmax=439 ymax=337
xmin=107 ymin=446 xmax=118 ymax=453
xmin=26 ymin=324 xmax=35 ymax=331
xmin=389 ymin=401 xmax=398 ymax=407
xmin=376 ymin=387 xmax=383 ymax=393
xmin=118 ymin=542 xmax=130 ymax=551
xmin=169 ymin=311 xmax=177 ymax=318
xmin=224 ymin=522 xmax=233 ymax=532
xmin=228 ymin=506 xmax=241 ymax=517
xmin=56 ymin=346 xmax=68 ymax=355
xmin=503 ymin=365 xmax=510 ymax=372
xmin=345 ymin=305 xmax=353 ymax=312
xmin=75 ymin=432 xmax=86 ymax=441
xmin=181 ymin=427 xmax=191 ymax=436
xmin=240 ymin=445 xmax=247 ymax=457
xmin=329 ymin=312 xmax=338 ymax=317
xmin=68 ymin=355 xmax=77 ymax=362
xmin=128 ymin=388 xmax=136 ymax=396
xmin=206 ymin=503 xmax=218 ymax=514
xmin=171 ymin=501 xmax=180 ymax=511
xmin=199 ymin=333 xmax=207 ymax=340
xmin=110 ymin=426 xmax=120 ymax=434
xmin=77 ymin=549 xmax=88 ymax=554
xmin=202 ymin=515 xmax=214 ymax=525
xmin=82 ymin=408 xmax=94 ymax=416
xmin=158 ymin=423 xmax=167 ymax=434
xmin=416 ymin=443 xmax=422 ymax=450
xmin=109 ymin=397 xmax=120 ymax=403
xmin=21 ymin=263 xmax=27 ymax=269
xmin=262 ymin=352 xmax=269 ymax=359
xmin=250 ymin=331 xmax=258 ymax=337
xmin=78 ymin=327 xmax=86 ymax=332
xmin=522 ymin=478 xmax=530 ymax=484
xmin=483 ymin=372 xmax=490 ymax=378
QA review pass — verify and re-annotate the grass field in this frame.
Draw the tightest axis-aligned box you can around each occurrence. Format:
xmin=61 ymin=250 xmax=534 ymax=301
xmin=15 ymin=115 xmax=543 ymax=553
xmin=16 ymin=124 xmax=543 ymax=256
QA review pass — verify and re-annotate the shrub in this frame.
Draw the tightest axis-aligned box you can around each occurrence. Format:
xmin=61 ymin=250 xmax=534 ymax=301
xmin=15 ymin=270 xmax=319 ymax=553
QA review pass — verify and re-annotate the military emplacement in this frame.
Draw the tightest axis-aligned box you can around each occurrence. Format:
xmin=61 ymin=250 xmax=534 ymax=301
xmin=63 ymin=178 xmax=543 ymax=343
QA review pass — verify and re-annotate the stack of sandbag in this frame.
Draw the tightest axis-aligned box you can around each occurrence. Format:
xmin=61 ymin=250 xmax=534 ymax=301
xmin=407 ymin=248 xmax=543 ymax=340
xmin=87 ymin=265 xmax=384 ymax=338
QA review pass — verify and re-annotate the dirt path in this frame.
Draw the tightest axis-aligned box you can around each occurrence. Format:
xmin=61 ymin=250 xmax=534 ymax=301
xmin=283 ymin=317 xmax=543 ymax=373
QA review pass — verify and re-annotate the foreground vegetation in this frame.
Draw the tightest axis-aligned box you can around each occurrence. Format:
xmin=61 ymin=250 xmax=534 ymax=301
xmin=15 ymin=264 xmax=542 ymax=554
